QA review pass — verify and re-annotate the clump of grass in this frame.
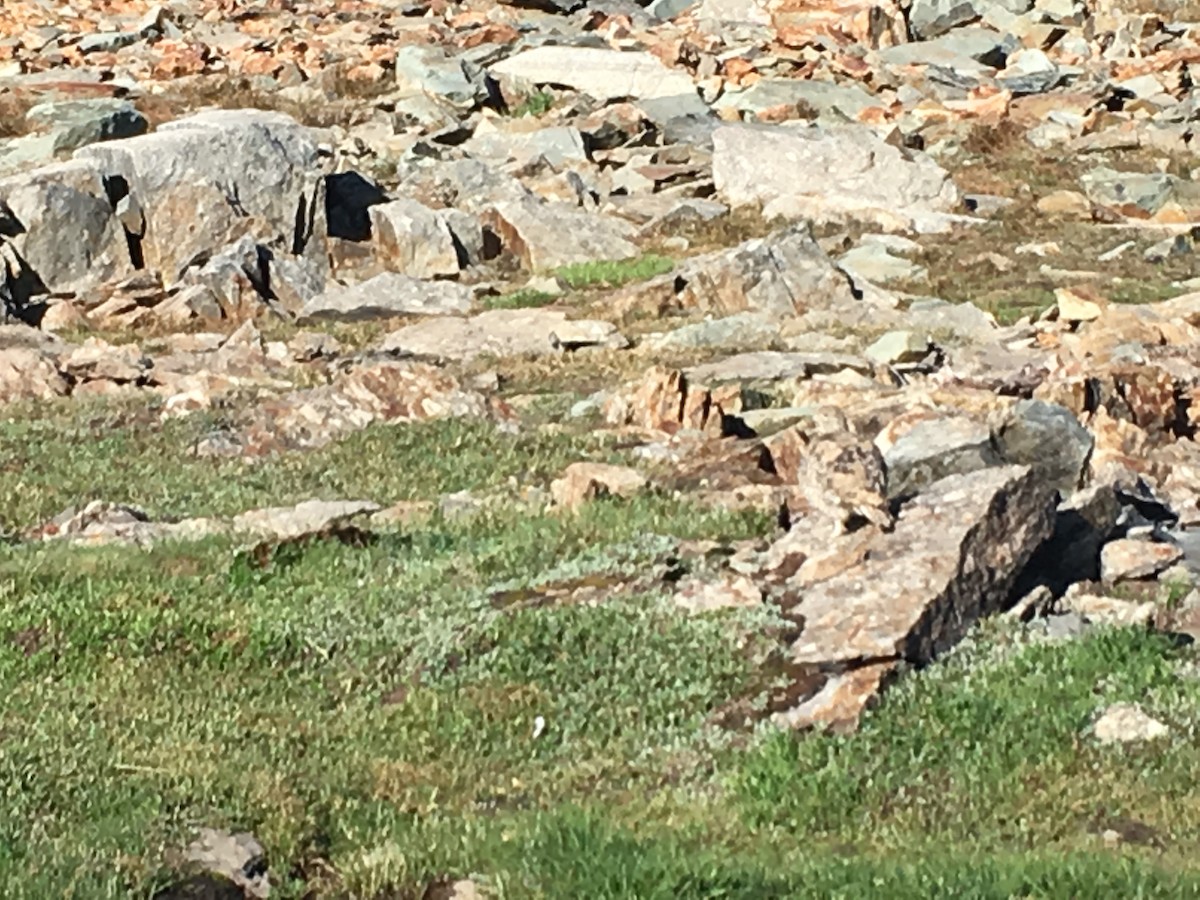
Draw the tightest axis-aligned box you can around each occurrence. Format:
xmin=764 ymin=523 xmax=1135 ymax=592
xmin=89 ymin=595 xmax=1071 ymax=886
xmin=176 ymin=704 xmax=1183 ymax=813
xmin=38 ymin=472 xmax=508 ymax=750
xmin=555 ymin=255 xmax=675 ymax=290
xmin=510 ymin=90 xmax=555 ymax=118
xmin=481 ymin=288 xmax=558 ymax=311
xmin=735 ymin=623 xmax=1200 ymax=851
xmin=0 ymin=405 xmax=622 ymax=533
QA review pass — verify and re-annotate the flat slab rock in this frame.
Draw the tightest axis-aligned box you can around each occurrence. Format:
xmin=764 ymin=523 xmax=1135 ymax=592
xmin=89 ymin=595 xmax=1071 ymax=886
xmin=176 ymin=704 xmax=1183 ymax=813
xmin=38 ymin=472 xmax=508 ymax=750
xmin=712 ymin=123 xmax=962 ymax=232
xmin=490 ymin=46 xmax=697 ymax=102
xmin=299 ymin=272 xmax=473 ymax=323
xmin=775 ymin=464 xmax=1056 ymax=731
xmin=31 ymin=498 xmax=381 ymax=547
xmin=378 ymin=308 xmax=628 ymax=361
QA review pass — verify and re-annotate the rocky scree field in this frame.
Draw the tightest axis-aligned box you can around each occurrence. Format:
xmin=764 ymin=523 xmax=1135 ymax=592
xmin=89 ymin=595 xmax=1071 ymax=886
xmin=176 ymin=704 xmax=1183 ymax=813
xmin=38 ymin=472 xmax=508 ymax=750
xmin=9 ymin=0 xmax=1200 ymax=896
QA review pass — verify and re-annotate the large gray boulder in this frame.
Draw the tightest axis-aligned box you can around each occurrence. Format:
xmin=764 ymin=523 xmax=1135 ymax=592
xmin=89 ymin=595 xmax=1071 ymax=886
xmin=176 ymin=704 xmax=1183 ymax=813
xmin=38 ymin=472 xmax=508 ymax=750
xmin=0 ymin=158 xmax=132 ymax=296
xmin=713 ymin=123 xmax=961 ymax=232
xmin=76 ymin=109 xmax=322 ymax=286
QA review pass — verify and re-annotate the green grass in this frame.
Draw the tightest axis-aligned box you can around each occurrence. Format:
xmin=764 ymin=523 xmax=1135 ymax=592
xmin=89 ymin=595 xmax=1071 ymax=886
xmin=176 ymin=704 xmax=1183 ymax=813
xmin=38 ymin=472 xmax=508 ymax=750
xmin=509 ymin=90 xmax=554 ymax=118
xmin=736 ymin=623 xmax=1200 ymax=851
xmin=4 ymin=532 xmax=1200 ymax=897
xmin=480 ymin=288 xmax=557 ymax=311
xmin=0 ymin=498 xmax=774 ymax=897
xmin=555 ymin=255 xmax=675 ymax=290
xmin=6 ymin=383 xmax=1200 ymax=896
xmin=0 ymin=399 xmax=622 ymax=534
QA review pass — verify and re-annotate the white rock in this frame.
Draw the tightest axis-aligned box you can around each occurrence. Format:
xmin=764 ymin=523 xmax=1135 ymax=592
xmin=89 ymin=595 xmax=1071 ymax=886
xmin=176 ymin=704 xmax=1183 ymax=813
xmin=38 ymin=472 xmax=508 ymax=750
xmin=1093 ymin=703 xmax=1169 ymax=745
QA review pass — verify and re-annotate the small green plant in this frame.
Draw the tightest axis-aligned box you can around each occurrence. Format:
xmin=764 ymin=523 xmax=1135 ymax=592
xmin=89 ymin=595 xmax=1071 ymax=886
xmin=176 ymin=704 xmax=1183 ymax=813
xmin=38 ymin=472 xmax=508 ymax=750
xmin=481 ymin=288 xmax=557 ymax=311
xmin=510 ymin=90 xmax=554 ymax=118
xmin=555 ymin=255 xmax=675 ymax=290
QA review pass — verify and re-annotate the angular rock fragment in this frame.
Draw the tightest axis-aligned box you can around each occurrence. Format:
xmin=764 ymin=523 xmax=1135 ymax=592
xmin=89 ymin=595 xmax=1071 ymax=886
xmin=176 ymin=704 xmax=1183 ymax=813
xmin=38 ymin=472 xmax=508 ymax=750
xmin=660 ymin=225 xmax=861 ymax=318
xmin=995 ymin=399 xmax=1093 ymax=495
xmin=604 ymin=366 xmax=743 ymax=435
xmin=0 ymin=346 xmax=68 ymax=401
xmin=483 ymin=198 xmax=639 ymax=271
xmin=776 ymin=465 xmax=1055 ymax=729
xmin=550 ymin=462 xmax=649 ymax=510
xmin=674 ymin=573 xmax=763 ymax=613
xmin=394 ymin=44 xmax=478 ymax=109
xmin=1093 ymin=703 xmax=1169 ymax=744
xmin=0 ymin=158 xmax=132 ymax=295
xmin=25 ymin=98 xmax=149 ymax=153
xmin=369 ymin=199 xmax=461 ymax=280
xmin=200 ymin=361 xmax=495 ymax=457
xmin=877 ymin=414 xmax=1001 ymax=500
xmin=1101 ymin=538 xmax=1183 ymax=584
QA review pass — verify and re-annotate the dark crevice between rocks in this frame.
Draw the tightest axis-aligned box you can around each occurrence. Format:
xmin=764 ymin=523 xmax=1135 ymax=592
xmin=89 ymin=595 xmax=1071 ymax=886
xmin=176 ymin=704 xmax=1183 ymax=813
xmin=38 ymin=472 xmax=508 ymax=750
xmin=324 ymin=171 xmax=387 ymax=242
xmin=0 ymin=244 xmax=48 ymax=325
xmin=448 ymin=229 xmax=471 ymax=270
xmin=102 ymin=174 xmax=145 ymax=270
xmin=292 ymin=186 xmax=321 ymax=256
xmin=0 ymin=200 xmax=24 ymax=239
xmin=250 ymin=244 xmax=275 ymax=303
xmin=481 ymin=225 xmax=504 ymax=262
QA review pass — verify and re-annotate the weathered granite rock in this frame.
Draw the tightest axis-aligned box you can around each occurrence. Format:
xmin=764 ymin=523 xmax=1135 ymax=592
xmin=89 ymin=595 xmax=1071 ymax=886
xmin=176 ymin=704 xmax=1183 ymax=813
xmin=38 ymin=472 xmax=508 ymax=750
xmin=369 ymin=199 xmax=461 ymax=280
xmin=0 ymin=158 xmax=132 ymax=295
xmin=378 ymin=308 xmax=627 ymax=361
xmin=551 ymin=462 xmax=649 ymax=510
xmin=1062 ymin=591 xmax=1156 ymax=627
xmin=713 ymin=78 xmax=876 ymax=121
xmin=878 ymin=415 xmax=1002 ymax=499
xmin=394 ymin=44 xmax=477 ymax=109
xmin=483 ymin=198 xmax=639 ymax=271
xmin=1093 ymin=703 xmax=1169 ymax=744
xmin=1101 ymin=538 xmax=1183 ymax=584
xmin=865 ymin=330 xmax=930 ymax=365
xmin=31 ymin=498 xmax=381 ymax=548
xmin=712 ymin=123 xmax=961 ymax=232
xmin=775 ymin=465 xmax=1055 ymax=730
xmin=301 ymin=272 xmax=472 ymax=322
xmin=25 ymin=98 xmax=148 ymax=153
xmin=667 ymin=225 xmax=861 ymax=318
xmin=76 ymin=109 xmax=321 ymax=286
xmin=909 ymin=0 xmax=1033 ymax=40
xmin=200 ymin=361 xmax=495 ymax=457
xmin=604 ymin=366 xmax=743 ymax=435
xmin=1080 ymin=168 xmax=1179 ymax=216
xmin=674 ymin=573 xmax=763 ymax=613
xmin=0 ymin=345 xmax=68 ymax=401
xmin=995 ymin=399 xmax=1093 ymax=495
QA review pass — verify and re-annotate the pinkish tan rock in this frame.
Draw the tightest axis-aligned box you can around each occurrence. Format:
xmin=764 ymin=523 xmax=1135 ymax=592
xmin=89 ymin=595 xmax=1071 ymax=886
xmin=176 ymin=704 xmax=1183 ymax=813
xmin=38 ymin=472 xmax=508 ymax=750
xmin=604 ymin=366 xmax=743 ymax=435
xmin=0 ymin=346 xmax=68 ymax=402
xmin=1100 ymin=539 xmax=1183 ymax=584
xmin=774 ymin=464 xmax=1055 ymax=731
xmin=550 ymin=462 xmax=649 ymax=511
xmin=674 ymin=573 xmax=763 ymax=614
